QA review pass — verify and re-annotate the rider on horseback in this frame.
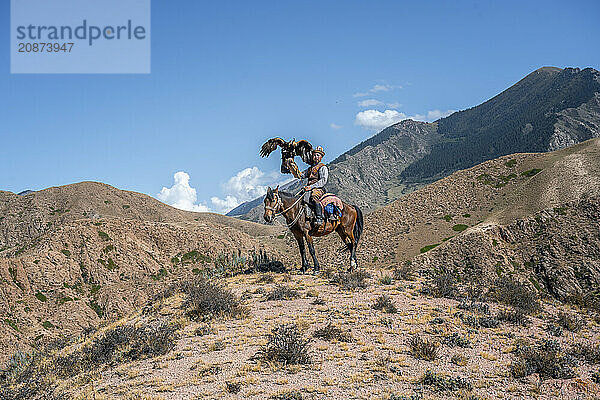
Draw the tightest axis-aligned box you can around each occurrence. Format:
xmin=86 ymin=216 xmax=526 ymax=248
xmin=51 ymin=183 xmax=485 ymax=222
xmin=301 ymin=146 xmax=327 ymax=227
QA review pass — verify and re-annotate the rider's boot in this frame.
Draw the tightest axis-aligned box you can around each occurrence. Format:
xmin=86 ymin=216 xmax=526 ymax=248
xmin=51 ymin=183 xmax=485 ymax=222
xmin=314 ymin=203 xmax=324 ymax=227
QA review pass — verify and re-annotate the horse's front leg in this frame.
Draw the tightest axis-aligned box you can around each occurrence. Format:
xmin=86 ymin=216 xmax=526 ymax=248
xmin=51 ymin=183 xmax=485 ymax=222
xmin=305 ymin=234 xmax=320 ymax=273
xmin=293 ymin=231 xmax=310 ymax=273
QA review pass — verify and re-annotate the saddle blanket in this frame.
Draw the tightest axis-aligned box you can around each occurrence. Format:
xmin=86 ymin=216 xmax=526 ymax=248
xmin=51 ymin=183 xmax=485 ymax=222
xmin=319 ymin=193 xmax=343 ymax=211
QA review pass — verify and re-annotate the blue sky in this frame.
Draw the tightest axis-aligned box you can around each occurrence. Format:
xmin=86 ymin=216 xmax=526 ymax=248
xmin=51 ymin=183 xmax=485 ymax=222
xmin=1 ymin=0 xmax=599 ymax=213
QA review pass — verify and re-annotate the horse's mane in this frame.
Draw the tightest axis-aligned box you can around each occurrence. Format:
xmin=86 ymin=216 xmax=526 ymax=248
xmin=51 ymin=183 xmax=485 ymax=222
xmin=279 ymin=190 xmax=299 ymax=198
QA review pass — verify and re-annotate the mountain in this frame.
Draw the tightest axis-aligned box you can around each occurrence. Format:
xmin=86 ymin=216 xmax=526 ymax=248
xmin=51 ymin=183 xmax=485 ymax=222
xmin=4 ymin=141 xmax=600 ymax=400
xmin=314 ymin=138 xmax=600 ymax=305
xmin=229 ymin=66 xmax=600 ymax=222
xmin=0 ymin=182 xmax=290 ymax=366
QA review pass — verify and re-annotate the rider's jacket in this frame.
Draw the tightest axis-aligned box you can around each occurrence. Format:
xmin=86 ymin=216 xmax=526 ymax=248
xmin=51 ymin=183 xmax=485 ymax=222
xmin=303 ymin=162 xmax=328 ymax=189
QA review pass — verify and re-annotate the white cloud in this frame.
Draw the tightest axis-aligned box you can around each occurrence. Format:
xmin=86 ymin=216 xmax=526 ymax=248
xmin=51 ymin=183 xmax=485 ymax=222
xmin=210 ymin=167 xmax=292 ymax=213
xmin=354 ymin=108 xmax=457 ymax=130
xmin=157 ymin=171 xmax=211 ymax=212
xmin=370 ymin=84 xmax=393 ymax=92
xmin=424 ymin=109 xmax=455 ymax=120
xmin=353 ymin=83 xmax=401 ymax=98
xmin=354 ymin=109 xmax=409 ymax=130
xmin=330 ymin=122 xmax=343 ymax=129
xmin=387 ymin=102 xmax=402 ymax=109
xmin=157 ymin=168 xmax=293 ymax=215
xmin=358 ymin=99 xmax=383 ymax=107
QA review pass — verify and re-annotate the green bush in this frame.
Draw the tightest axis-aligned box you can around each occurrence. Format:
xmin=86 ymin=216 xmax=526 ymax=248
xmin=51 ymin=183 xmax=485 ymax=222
xmin=521 ymin=168 xmax=542 ymax=177
xmin=420 ymin=243 xmax=440 ymax=253
xmin=35 ymin=292 xmax=47 ymax=302
xmin=452 ymin=224 xmax=468 ymax=232
xmin=97 ymin=230 xmax=111 ymax=241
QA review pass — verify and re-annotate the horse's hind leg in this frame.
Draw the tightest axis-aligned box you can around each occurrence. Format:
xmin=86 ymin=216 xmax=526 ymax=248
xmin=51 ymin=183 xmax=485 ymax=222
xmin=336 ymin=226 xmax=355 ymax=272
xmin=293 ymin=231 xmax=309 ymax=273
xmin=350 ymin=241 xmax=358 ymax=271
xmin=305 ymin=234 xmax=320 ymax=273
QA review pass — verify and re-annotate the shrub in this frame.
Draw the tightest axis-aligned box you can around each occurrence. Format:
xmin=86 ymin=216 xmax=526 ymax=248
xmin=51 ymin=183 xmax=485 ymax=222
xmin=97 ymin=230 xmax=111 ymax=241
xmin=521 ymin=168 xmax=542 ymax=177
xmin=47 ymin=319 xmax=178 ymax=379
xmin=420 ymin=244 xmax=440 ymax=253
xmin=379 ymin=274 xmax=393 ymax=285
xmin=409 ymin=335 xmax=438 ymax=361
xmin=35 ymin=292 xmax=47 ymax=302
xmin=443 ymin=333 xmax=471 ymax=348
xmin=428 ymin=272 xmax=457 ymax=298
xmin=511 ymin=339 xmax=576 ymax=379
xmin=478 ymin=316 xmax=499 ymax=328
xmin=420 ymin=370 xmax=472 ymax=391
xmin=554 ymin=311 xmax=585 ymax=332
xmin=270 ymin=390 xmax=303 ymax=400
xmin=489 ymin=276 xmax=540 ymax=314
xmin=180 ymin=277 xmax=246 ymax=321
xmin=226 ymin=381 xmax=241 ymax=394
xmin=452 ymin=224 xmax=468 ymax=232
xmin=451 ymin=353 xmax=468 ymax=366
xmin=569 ymin=342 xmax=600 ymax=364
xmin=496 ymin=307 xmax=530 ymax=327
xmin=545 ymin=323 xmax=563 ymax=337
xmin=329 ymin=270 xmax=370 ymax=290
xmin=457 ymin=301 xmax=490 ymax=315
xmin=393 ymin=261 xmax=416 ymax=281
xmin=372 ymin=295 xmax=398 ymax=314
xmin=256 ymin=273 xmax=275 ymax=284
xmin=253 ymin=324 xmax=311 ymax=366
xmin=313 ymin=322 xmax=353 ymax=342
xmin=264 ymin=285 xmax=300 ymax=301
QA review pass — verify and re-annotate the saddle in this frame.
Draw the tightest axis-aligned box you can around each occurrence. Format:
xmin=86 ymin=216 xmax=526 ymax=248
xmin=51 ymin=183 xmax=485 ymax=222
xmin=319 ymin=193 xmax=343 ymax=221
xmin=303 ymin=193 xmax=342 ymax=227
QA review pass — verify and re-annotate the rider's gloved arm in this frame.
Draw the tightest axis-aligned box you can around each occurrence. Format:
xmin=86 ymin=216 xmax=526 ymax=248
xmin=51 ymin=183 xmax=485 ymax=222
xmin=310 ymin=165 xmax=328 ymax=189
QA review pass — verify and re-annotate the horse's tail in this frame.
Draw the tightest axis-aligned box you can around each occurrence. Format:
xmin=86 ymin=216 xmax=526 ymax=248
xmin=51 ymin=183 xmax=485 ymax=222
xmin=352 ymin=205 xmax=363 ymax=249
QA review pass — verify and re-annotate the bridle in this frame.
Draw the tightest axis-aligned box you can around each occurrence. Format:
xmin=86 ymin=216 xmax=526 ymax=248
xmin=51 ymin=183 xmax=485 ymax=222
xmin=264 ymin=191 xmax=305 ymax=228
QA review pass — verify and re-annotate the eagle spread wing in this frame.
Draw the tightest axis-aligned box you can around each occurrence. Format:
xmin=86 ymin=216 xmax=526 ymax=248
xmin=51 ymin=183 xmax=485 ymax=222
xmin=295 ymin=140 xmax=313 ymax=164
xmin=260 ymin=137 xmax=286 ymax=158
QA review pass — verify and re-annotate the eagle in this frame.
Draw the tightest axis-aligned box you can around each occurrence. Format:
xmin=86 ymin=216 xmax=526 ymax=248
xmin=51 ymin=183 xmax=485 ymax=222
xmin=260 ymin=138 xmax=314 ymax=177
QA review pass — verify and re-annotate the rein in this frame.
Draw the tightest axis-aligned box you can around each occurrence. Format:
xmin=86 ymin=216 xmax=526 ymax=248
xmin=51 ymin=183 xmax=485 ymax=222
xmin=265 ymin=192 xmax=305 ymax=228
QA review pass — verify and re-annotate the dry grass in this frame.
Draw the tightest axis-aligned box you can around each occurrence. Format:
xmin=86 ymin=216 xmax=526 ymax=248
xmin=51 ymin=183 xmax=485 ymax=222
xmin=313 ymin=322 xmax=353 ymax=342
xmin=180 ymin=276 xmax=247 ymax=321
xmin=408 ymin=334 xmax=438 ymax=361
xmin=264 ymin=285 xmax=300 ymax=301
xmin=372 ymin=295 xmax=398 ymax=313
xmin=252 ymin=324 xmax=311 ymax=366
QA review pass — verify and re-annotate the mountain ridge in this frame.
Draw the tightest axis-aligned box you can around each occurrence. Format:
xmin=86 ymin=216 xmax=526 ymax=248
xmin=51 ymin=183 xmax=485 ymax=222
xmin=229 ymin=66 xmax=600 ymax=222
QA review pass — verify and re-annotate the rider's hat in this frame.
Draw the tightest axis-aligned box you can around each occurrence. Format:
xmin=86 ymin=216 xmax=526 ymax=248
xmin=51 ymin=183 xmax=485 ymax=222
xmin=313 ymin=146 xmax=325 ymax=156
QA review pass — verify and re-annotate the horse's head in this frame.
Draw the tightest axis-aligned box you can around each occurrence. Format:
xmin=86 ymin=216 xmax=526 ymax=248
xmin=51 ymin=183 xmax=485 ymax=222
xmin=263 ymin=186 xmax=281 ymax=223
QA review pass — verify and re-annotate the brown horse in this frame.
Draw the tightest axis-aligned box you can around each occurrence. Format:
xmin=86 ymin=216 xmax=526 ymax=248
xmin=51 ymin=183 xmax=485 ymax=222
xmin=263 ymin=186 xmax=363 ymax=273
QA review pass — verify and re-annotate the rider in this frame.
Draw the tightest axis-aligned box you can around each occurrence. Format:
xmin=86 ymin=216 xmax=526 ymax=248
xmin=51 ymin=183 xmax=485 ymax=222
xmin=301 ymin=146 xmax=328 ymax=227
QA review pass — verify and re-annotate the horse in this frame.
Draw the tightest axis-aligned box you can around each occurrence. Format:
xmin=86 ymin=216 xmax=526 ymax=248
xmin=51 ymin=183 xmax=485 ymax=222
xmin=263 ymin=186 xmax=363 ymax=273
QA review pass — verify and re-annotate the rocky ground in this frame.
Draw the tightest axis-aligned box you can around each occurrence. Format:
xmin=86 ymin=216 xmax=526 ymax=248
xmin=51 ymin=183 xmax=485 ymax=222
xmin=3 ymin=267 xmax=600 ymax=400
xmin=2 ymin=140 xmax=600 ymax=399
